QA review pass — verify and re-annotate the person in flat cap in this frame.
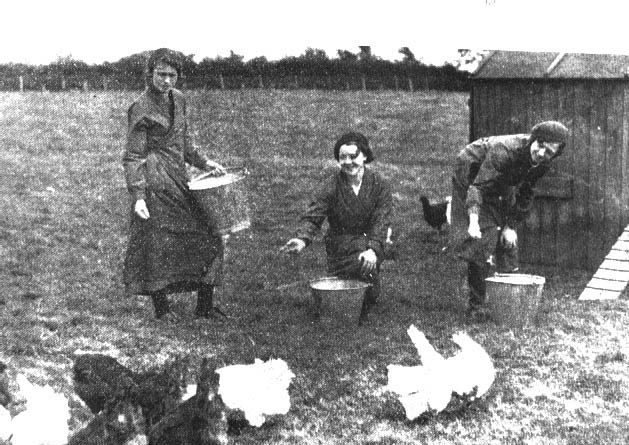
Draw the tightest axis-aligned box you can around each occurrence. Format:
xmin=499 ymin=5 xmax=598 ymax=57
xmin=450 ymin=121 xmax=569 ymax=318
xmin=122 ymin=48 xmax=228 ymax=321
xmin=281 ymin=131 xmax=393 ymax=323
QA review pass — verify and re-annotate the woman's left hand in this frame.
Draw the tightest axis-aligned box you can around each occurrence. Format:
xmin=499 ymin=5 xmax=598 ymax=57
xmin=205 ymin=160 xmax=226 ymax=175
xmin=358 ymin=249 xmax=377 ymax=275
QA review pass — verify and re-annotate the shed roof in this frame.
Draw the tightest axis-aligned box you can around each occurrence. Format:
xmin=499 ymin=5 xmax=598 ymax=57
xmin=473 ymin=50 xmax=629 ymax=79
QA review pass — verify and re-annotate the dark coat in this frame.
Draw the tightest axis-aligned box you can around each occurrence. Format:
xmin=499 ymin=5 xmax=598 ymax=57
xmin=450 ymin=134 xmax=549 ymax=264
xmin=296 ymin=168 xmax=393 ymax=281
xmin=122 ymin=88 xmax=222 ymax=295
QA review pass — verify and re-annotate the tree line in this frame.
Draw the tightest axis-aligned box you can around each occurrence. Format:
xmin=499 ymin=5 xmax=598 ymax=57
xmin=0 ymin=47 xmax=471 ymax=92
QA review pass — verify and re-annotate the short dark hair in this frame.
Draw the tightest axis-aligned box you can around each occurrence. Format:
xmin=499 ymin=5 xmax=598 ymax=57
xmin=146 ymin=48 xmax=183 ymax=78
xmin=333 ymin=131 xmax=374 ymax=163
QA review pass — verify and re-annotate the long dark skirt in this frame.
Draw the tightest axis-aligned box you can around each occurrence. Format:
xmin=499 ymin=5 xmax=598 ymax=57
xmin=123 ymin=175 xmax=222 ymax=296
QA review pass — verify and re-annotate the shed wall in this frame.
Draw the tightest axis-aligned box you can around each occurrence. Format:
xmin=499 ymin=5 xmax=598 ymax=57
xmin=470 ymin=79 xmax=629 ymax=270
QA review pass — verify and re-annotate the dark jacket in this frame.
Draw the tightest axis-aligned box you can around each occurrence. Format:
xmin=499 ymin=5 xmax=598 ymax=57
xmin=296 ymin=168 xmax=393 ymax=261
xmin=453 ymin=134 xmax=548 ymax=229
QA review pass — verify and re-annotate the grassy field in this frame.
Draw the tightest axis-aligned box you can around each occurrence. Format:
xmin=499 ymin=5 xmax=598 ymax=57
xmin=1 ymin=89 xmax=629 ymax=444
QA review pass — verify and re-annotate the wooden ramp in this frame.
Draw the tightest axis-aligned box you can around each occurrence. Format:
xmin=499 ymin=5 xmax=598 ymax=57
xmin=579 ymin=226 xmax=629 ymax=300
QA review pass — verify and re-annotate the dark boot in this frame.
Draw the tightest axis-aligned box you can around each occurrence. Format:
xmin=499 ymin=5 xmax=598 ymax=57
xmin=467 ymin=261 xmax=489 ymax=308
xmin=195 ymin=284 xmax=214 ymax=318
xmin=359 ymin=278 xmax=380 ymax=325
xmin=151 ymin=292 xmax=170 ymax=319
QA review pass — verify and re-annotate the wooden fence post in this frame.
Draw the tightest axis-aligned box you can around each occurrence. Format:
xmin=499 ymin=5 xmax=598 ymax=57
xmin=41 ymin=84 xmax=46 ymax=93
xmin=258 ymin=74 xmax=264 ymax=88
xmin=61 ymin=76 xmax=66 ymax=90
xmin=408 ymin=77 xmax=414 ymax=92
xmin=219 ymin=74 xmax=225 ymax=90
xmin=394 ymin=75 xmax=399 ymax=91
xmin=19 ymin=76 xmax=23 ymax=92
xmin=361 ymin=75 xmax=366 ymax=91
xmin=82 ymin=80 xmax=89 ymax=92
xmin=102 ymin=75 xmax=108 ymax=91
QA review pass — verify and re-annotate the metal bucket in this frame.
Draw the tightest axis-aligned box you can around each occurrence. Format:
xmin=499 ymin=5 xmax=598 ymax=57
xmin=188 ymin=168 xmax=251 ymax=236
xmin=309 ymin=277 xmax=369 ymax=324
xmin=485 ymin=273 xmax=545 ymax=328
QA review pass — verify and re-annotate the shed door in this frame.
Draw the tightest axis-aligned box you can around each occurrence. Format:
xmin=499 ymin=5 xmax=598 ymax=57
xmin=519 ymin=175 xmax=574 ymax=266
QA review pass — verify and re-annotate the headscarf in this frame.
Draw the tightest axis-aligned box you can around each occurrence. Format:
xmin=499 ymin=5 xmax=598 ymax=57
xmin=530 ymin=121 xmax=570 ymax=157
xmin=333 ymin=131 xmax=374 ymax=163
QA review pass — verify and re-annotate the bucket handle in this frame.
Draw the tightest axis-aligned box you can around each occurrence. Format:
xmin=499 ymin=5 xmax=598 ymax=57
xmin=194 ymin=166 xmax=249 ymax=182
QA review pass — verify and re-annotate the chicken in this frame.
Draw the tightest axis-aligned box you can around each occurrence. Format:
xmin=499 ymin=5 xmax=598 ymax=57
xmin=73 ymin=353 xmax=138 ymax=414
xmin=67 ymin=392 xmax=147 ymax=445
xmin=10 ymin=374 xmax=70 ymax=445
xmin=420 ymin=195 xmax=451 ymax=232
xmin=386 ymin=325 xmax=495 ymax=420
xmin=446 ymin=332 xmax=495 ymax=399
xmin=73 ymin=354 xmax=189 ymax=429
xmin=387 ymin=326 xmax=452 ymax=416
xmin=216 ymin=358 xmax=295 ymax=427
xmin=0 ymin=405 xmax=10 ymax=442
xmin=149 ymin=357 xmax=228 ymax=445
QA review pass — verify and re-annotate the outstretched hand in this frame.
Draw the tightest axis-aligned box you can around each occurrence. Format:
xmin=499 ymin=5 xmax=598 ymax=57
xmin=280 ymin=238 xmax=306 ymax=254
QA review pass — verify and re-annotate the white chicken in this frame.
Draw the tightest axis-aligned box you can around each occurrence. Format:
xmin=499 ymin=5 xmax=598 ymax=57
xmin=447 ymin=332 xmax=495 ymax=399
xmin=0 ymin=405 xmax=11 ymax=442
xmin=9 ymin=375 xmax=70 ymax=445
xmin=386 ymin=325 xmax=495 ymax=420
xmin=216 ymin=358 xmax=295 ymax=427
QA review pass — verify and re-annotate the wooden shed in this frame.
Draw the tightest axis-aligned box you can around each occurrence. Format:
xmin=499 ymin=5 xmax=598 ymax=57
xmin=470 ymin=51 xmax=629 ymax=270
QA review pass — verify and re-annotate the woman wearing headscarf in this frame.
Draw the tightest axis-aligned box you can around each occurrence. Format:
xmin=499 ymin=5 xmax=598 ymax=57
xmin=450 ymin=121 xmax=570 ymax=315
xmin=122 ymin=48 xmax=226 ymax=320
xmin=281 ymin=132 xmax=393 ymax=322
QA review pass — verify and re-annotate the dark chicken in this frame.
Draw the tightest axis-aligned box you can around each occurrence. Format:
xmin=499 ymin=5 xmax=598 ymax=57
xmin=73 ymin=354 xmax=189 ymax=430
xmin=149 ymin=357 xmax=228 ymax=445
xmin=420 ymin=196 xmax=450 ymax=232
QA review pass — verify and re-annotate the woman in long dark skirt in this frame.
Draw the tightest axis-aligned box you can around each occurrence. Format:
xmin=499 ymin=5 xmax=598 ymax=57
xmin=122 ymin=48 xmax=226 ymax=320
xmin=281 ymin=132 xmax=393 ymax=323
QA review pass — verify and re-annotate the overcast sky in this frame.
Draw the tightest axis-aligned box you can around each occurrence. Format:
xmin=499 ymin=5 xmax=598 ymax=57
xmin=2 ymin=0 xmax=628 ymax=65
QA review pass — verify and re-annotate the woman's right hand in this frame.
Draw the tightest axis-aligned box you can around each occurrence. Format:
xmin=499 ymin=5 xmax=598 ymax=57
xmin=467 ymin=213 xmax=481 ymax=238
xmin=280 ymin=238 xmax=306 ymax=254
xmin=135 ymin=199 xmax=150 ymax=220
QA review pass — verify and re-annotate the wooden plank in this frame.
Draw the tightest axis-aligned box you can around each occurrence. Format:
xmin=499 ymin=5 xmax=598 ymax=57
xmin=572 ymin=81 xmax=591 ymax=269
xmin=606 ymin=249 xmax=629 ymax=261
xmin=622 ymin=83 xmax=629 ymax=231
xmin=593 ymin=268 xmax=629 ymax=281
xmin=539 ymin=198 xmax=555 ymax=265
xmin=586 ymin=278 xmax=628 ymax=292
xmin=560 ymin=82 xmax=578 ymax=268
xmin=606 ymin=83 xmax=623 ymax=247
xmin=598 ymin=259 xmax=629 ymax=271
xmin=534 ymin=175 xmax=574 ymax=198
xmin=556 ymin=199 xmax=572 ymax=266
xmin=611 ymin=240 xmax=629 ymax=251
xmin=522 ymin=200 xmax=541 ymax=264
xmin=589 ymin=81 xmax=608 ymax=268
xmin=579 ymin=287 xmax=622 ymax=300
